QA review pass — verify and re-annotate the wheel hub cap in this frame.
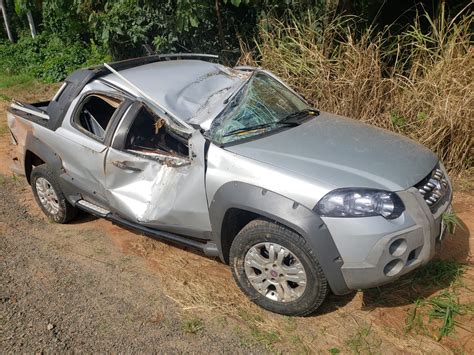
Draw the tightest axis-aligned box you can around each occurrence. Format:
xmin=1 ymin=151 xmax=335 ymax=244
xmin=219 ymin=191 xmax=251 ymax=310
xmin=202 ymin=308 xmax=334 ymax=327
xmin=244 ymin=242 xmax=307 ymax=303
xmin=35 ymin=177 xmax=60 ymax=215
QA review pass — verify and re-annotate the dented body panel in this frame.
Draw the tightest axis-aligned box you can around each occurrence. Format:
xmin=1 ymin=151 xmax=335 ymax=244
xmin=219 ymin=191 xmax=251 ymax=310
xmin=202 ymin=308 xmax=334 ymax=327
xmin=105 ymin=130 xmax=211 ymax=235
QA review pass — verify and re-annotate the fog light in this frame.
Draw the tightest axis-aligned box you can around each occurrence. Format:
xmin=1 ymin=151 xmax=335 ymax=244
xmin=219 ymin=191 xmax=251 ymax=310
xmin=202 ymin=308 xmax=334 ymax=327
xmin=384 ymin=259 xmax=403 ymax=277
xmin=389 ymin=238 xmax=407 ymax=257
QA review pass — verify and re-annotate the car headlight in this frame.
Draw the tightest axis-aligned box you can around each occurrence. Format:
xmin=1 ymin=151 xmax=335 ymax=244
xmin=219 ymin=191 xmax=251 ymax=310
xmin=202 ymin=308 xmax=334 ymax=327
xmin=315 ymin=188 xmax=404 ymax=219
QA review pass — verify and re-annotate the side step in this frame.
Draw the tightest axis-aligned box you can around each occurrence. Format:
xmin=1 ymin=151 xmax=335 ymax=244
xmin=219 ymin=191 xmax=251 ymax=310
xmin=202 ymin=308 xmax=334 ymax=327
xmin=76 ymin=199 xmax=110 ymax=217
xmin=74 ymin=200 xmax=220 ymax=258
xmin=107 ymin=214 xmax=219 ymax=257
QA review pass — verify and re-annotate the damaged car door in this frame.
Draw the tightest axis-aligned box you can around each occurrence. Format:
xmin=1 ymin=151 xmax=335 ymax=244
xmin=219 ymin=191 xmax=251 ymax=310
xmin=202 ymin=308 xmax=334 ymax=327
xmin=105 ymin=101 xmax=212 ymax=237
xmin=58 ymin=88 xmax=127 ymax=207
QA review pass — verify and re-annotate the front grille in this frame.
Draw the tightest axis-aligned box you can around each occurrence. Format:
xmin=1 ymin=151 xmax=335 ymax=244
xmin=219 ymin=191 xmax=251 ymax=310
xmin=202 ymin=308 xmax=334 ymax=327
xmin=415 ymin=166 xmax=449 ymax=209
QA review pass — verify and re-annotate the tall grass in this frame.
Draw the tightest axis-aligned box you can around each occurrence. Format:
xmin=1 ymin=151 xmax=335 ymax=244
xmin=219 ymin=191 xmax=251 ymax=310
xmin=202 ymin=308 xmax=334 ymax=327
xmin=239 ymin=6 xmax=473 ymax=173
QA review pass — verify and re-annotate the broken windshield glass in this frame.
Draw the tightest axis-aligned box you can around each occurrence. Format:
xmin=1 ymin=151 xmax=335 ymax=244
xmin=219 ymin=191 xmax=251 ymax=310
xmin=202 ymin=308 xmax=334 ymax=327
xmin=207 ymin=72 xmax=312 ymax=145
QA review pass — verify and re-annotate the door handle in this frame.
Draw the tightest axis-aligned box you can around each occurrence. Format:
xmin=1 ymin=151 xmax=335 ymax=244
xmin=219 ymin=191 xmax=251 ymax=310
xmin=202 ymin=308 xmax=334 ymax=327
xmin=112 ymin=160 xmax=142 ymax=172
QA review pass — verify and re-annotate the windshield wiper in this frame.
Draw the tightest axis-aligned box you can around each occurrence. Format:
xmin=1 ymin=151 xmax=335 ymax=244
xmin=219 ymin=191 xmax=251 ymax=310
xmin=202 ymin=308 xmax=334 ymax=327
xmin=223 ymin=121 xmax=297 ymax=137
xmin=279 ymin=108 xmax=319 ymax=124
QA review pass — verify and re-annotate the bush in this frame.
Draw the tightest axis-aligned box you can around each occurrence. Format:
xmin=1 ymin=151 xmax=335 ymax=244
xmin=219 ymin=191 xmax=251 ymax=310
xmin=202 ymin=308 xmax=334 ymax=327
xmin=240 ymin=8 xmax=473 ymax=173
xmin=0 ymin=34 xmax=110 ymax=83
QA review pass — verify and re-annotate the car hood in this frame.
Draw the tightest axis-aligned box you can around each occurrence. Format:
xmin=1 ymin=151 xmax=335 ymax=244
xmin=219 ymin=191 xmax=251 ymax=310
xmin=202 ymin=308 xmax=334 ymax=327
xmin=225 ymin=112 xmax=438 ymax=192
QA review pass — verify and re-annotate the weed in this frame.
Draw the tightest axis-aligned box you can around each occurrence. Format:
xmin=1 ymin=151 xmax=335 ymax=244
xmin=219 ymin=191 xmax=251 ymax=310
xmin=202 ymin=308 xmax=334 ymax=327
xmin=0 ymin=93 xmax=11 ymax=101
xmin=405 ymin=290 xmax=472 ymax=341
xmin=234 ymin=324 xmax=280 ymax=352
xmin=417 ymin=112 xmax=428 ymax=121
xmin=405 ymin=299 xmax=426 ymax=334
xmin=411 ymin=260 xmax=464 ymax=288
xmin=181 ymin=318 xmax=204 ymax=334
xmin=289 ymin=335 xmax=311 ymax=354
xmin=0 ymin=175 xmax=5 ymax=186
xmin=390 ymin=112 xmax=407 ymax=129
xmin=368 ymin=259 xmax=465 ymax=298
xmin=250 ymin=327 xmax=280 ymax=350
xmin=236 ymin=308 xmax=280 ymax=350
xmin=328 ymin=348 xmax=341 ymax=354
xmin=427 ymin=291 xmax=468 ymax=340
xmin=345 ymin=325 xmax=376 ymax=353
xmin=442 ymin=211 xmax=463 ymax=234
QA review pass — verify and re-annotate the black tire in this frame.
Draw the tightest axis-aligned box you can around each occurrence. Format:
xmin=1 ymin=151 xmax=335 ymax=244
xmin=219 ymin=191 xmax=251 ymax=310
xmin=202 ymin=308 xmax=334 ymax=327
xmin=230 ymin=219 xmax=328 ymax=316
xmin=31 ymin=164 xmax=78 ymax=223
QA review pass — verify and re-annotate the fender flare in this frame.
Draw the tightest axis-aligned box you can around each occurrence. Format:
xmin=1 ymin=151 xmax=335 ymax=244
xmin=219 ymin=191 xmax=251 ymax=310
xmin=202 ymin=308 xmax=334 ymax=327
xmin=24 ymin=133 xmax=63 ymax=183
xmin=209 ymin=181 xmax=351 ymax=295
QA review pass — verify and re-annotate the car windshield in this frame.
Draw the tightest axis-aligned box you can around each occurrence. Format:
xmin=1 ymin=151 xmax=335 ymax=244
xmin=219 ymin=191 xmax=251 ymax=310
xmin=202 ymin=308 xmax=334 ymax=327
xmin=207 ymin=72 xmax=311 ymax=144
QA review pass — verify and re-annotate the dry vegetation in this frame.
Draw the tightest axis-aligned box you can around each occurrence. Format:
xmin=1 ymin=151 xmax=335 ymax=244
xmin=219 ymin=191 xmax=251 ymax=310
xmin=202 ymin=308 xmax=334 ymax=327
xmin=239 ymin=6 xmax=473 ymax=174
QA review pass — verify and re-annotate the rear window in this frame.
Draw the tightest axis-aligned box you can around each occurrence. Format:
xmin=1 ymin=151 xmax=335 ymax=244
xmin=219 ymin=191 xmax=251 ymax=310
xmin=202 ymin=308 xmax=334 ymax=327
xmin=73 ymin=94 xmax=122 ymax=140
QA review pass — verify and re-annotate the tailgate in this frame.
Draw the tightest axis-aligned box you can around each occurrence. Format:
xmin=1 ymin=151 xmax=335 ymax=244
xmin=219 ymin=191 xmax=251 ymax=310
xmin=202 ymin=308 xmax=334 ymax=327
xmin=7 ymin=100 xmax=51 ymax=176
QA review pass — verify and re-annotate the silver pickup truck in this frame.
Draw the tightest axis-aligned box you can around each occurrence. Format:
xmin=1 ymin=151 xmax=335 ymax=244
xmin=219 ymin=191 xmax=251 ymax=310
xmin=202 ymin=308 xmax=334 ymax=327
xmin=7 ymin=54 xmax=452 ymax=316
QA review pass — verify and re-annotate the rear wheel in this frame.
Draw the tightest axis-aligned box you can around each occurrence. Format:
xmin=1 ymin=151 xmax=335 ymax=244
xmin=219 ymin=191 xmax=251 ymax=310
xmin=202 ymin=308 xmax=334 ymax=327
xmin=31 ymin=164 xmax=78 ymax=223
xmin=230 ymin=219 xmax=328 ymax=316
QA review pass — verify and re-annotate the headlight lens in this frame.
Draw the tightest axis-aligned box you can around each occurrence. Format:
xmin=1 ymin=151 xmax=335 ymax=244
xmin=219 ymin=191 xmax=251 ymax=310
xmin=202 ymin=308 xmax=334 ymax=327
xmin=315 ymin=188 xmax=404 ymax=219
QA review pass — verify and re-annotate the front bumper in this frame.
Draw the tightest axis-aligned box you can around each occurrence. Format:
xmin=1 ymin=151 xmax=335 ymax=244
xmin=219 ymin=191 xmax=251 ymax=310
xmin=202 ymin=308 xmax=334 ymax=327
xmin=322 ymin=183 xmax=452 ymax=290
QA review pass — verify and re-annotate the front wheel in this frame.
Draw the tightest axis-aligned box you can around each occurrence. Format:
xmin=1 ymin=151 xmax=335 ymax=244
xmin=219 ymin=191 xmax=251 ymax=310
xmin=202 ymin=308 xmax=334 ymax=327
xmin=229 ymin=219 xmax=328 ymax=316
xmin=31 ymin=164 xmax=78 ymax=223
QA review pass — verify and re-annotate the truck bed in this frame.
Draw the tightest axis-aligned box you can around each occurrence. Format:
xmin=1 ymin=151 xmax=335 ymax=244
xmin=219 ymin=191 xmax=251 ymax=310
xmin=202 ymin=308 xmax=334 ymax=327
xmin=8 ymin=100 xmax=51 ymax=127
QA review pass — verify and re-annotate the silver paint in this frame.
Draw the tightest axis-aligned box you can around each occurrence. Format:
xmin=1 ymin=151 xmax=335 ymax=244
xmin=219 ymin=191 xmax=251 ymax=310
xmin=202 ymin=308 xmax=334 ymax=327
xmin=104 ymin=130 xmax=211 ymax=233
xmin=226 ymin=112 xmax=438 ymax=192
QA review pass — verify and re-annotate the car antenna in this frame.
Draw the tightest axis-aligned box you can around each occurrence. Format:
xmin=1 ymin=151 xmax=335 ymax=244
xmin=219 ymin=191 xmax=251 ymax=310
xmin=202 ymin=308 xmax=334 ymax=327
xmin=103 ymin=62 xmax=192 ymax=131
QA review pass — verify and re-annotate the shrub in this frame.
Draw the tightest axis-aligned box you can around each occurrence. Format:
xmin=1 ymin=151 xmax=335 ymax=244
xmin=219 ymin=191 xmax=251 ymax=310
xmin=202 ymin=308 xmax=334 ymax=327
xmin=0 ymin=34 xmax=110 ymax=83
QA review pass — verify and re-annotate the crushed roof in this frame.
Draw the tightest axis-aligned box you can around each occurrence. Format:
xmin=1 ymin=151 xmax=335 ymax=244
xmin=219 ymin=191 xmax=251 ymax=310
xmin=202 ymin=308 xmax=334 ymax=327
xmin=102 ymin=60 xmax=250 ymax=125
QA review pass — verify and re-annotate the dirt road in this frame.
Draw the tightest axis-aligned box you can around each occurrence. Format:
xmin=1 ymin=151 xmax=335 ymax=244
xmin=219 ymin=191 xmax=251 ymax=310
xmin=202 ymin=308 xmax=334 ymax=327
xmin=1 ymin=81 xmax=473 ymax=353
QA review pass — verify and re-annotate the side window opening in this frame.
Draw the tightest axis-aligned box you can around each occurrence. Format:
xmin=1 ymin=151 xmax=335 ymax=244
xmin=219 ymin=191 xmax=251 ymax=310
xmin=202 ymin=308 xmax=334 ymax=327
xmin=125 ymin=106 xmax=189 ymax=157
xmin=75 ymin=94 xmax=122 ymax=139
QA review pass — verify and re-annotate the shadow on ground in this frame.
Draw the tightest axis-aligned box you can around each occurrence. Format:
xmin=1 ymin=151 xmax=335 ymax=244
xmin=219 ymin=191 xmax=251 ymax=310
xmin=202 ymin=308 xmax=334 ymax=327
xmin=362 ymin=216 xmax=470 ymax=310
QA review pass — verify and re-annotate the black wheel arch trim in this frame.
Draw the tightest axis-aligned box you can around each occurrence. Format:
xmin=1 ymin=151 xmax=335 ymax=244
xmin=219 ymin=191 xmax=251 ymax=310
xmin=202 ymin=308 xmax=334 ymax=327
xmin=209 ymin=181 xmax=351 ymax=295
xmin=24 ymin=134 xmax=63 ymax=183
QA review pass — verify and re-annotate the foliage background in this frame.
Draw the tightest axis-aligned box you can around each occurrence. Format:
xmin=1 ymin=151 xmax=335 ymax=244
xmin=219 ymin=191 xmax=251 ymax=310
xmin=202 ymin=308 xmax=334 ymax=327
xmin=0 ymin=0 xmax=472 ymax=172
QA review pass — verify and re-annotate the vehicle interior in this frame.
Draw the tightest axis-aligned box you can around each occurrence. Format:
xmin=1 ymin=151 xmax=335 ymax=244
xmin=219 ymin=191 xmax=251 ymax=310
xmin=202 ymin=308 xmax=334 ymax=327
xmin=76 ymin=94 xmax=122 ymax=139
xmin=125 ymin=106 xmax=189 ymax=157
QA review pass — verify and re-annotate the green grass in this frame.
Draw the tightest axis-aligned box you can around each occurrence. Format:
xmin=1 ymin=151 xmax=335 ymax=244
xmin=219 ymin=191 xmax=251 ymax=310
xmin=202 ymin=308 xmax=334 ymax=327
xmin=442 ymin=211 xmax=463 ymax=234
xmin=181 ymin=317 xmax=204 ymax=334
xmin=427 ymin=291 xmax=466 ymax=340
xmin=390 ymin=112 xmax=407 ymax=129
xmin=411 ymin=260 xmax=465 ymax=288
xmin=369 ymin=260 xmax=465 ymax=299
xmin=345 ymin=325 xmax=380 ymax=353
xmin=0 ymin=72 xmax=35 ymax=89
xmin=405 ymin=290 xmax=473 ymax=341
xmin=235 ymin=308 xmax=281 ymax=351
xmin=0 ymin=92 xmax=10 ymax=101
